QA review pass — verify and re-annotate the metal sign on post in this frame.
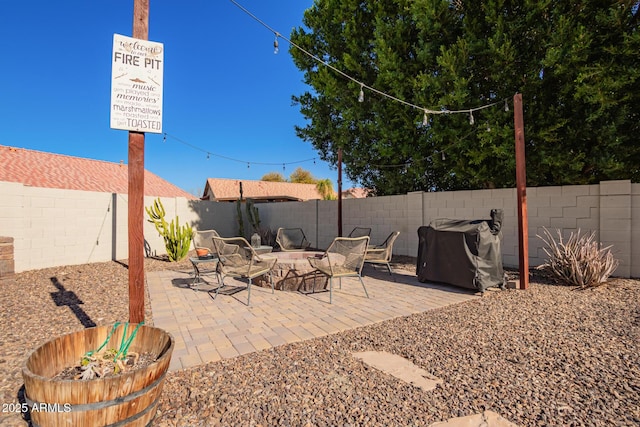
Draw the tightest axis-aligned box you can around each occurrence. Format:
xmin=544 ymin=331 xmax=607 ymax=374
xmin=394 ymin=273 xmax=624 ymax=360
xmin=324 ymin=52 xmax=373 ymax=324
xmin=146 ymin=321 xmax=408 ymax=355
xmin=110 ymin=34 xmax=164 ymax=133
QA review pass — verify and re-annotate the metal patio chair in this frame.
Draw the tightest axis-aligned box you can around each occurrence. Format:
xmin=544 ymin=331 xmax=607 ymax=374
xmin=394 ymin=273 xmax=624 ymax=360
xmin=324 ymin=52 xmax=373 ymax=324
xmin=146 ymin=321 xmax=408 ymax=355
xmin=347 ymin=227 xmax=372 ymax=238
xmin=307 ymin=236 xmax=370 ymax=304
xmin=275 ymin=227 xmax=311 ymax=251
xmin=364 ymin=231 xmax=401 ymax=281
xmin=192 ymin=229 xmax=220 ymax=257
xmin=211 ymin=236 xmax=276 ymax=306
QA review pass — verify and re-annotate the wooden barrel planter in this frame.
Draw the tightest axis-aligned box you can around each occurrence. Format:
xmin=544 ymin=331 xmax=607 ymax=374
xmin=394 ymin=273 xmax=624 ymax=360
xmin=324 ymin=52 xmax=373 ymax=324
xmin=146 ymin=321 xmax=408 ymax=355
xmin=22 ymin=324 xmax=174 ymax=427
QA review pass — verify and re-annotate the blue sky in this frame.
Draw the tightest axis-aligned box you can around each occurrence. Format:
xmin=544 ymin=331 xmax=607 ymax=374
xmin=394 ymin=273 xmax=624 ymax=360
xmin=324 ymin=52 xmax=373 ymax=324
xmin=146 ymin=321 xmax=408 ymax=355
xmin=1 ymin=0 xmax=355 ymax=196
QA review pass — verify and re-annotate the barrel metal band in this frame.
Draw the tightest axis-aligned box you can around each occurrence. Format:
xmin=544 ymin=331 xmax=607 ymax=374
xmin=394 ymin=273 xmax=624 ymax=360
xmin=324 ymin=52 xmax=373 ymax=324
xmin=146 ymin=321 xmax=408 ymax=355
xmin=30 ymin=391 xmax=160 ymax=427
xmin=25 ymin=369 xmax=166 ymax=413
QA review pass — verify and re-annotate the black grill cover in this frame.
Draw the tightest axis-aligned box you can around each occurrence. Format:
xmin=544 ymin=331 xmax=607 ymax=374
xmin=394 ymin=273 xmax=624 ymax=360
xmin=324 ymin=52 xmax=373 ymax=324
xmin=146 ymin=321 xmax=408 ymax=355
xmin=416 ymin=210 xmax=505 ymax=292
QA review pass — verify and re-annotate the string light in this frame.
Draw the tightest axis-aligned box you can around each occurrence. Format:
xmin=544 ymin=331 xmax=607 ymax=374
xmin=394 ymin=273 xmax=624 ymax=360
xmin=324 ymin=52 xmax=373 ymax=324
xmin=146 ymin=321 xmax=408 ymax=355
xmin=164 ymin=133 xmax=317 ymax=167
xmin=486 ymin=122 xmax=491 ymax=132
xmin=422 ymin=110 xmax=429 ymax=127
xmin=165 ymin=2 xmax=518 ymax=178
xmin=229 ymin=0 xmax=513 ymax=123
xmin=247 ymin=162 xmax=250 ymax=169
xmin=273 ymin=33 xmax=279 ymax=54
xmin=163 ymin=133 xmax=166 ymax=143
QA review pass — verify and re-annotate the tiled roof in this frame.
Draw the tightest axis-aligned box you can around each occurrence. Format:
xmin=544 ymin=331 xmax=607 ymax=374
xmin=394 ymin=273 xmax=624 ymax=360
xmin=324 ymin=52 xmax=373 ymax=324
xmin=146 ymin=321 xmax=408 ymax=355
xmin=0 ymin=145 xmax=196 ymax=199
xmin=204 ymin=178 xmax=322 ymax=202
xmin=342 ymin=187 xmax=370 ymax=199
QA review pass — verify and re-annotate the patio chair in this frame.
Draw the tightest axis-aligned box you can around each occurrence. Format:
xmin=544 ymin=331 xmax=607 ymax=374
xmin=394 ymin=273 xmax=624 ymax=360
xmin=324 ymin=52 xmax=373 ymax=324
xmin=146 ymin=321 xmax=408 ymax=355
xmin=275 ymin=227 xmax=311 ymax=251
xmin=364 ymin=231 xmax=400 ymax=281
xmin=189 ymin=229 xmax=222 ymax=287
xmin=347 ymin=227 xmax=372 ymax=238
xmin=211 ymin=236 xmax=277 ymax=306
xmin=307 ymin=236 xmax=370 ymax=304
xmin=192 ymin=229 xmax=220 ymax=257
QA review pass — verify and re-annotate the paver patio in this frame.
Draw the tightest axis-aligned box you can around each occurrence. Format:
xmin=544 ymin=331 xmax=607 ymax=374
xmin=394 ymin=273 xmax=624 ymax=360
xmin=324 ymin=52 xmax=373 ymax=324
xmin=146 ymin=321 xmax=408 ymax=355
xmin=146 ymin=266 xmax=479 ymax=372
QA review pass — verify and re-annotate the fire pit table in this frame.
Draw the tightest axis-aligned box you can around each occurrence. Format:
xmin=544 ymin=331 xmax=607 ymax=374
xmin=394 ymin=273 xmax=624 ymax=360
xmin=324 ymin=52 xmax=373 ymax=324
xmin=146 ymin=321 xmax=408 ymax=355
xmin=255 ymin=251 xmax=328 ymax=292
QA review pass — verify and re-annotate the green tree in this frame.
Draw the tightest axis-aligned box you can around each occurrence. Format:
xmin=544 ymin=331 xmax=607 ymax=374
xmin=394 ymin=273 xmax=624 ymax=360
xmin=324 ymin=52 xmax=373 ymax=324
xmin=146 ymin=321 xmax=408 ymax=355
xmin=289 ymin=167 xmax=317 ymax=184
xmin=261 ymin=172 xmax=287 ymax=182
xmin=290 ymin=0 xmax=640 ymax=195
xmin=316 ymin=178 xmax=337 ymax=200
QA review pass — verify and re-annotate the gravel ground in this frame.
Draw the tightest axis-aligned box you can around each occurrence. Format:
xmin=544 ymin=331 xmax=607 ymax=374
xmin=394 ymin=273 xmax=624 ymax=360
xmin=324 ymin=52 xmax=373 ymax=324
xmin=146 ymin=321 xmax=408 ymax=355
xmin=1 ymin=255 xmax=639 ymax=427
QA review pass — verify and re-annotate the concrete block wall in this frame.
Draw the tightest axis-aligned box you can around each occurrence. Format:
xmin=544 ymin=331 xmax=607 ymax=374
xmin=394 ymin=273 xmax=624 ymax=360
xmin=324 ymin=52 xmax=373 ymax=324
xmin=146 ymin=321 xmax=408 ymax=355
xmin=343 ymin=194 xmax=410 ymax=255
xmin=1 ymin=180 xmax=637 ymax=277
xmin=632 ymin=183 xmax=640 ymax=278
xmin=255 ymin=200 xmax=321 ymax=248
xmin=0 ymin=183 xmax=240 ymax=272
xmin=257 ymin=195 xmax=412 ymax=254
xmin=420 ymin=188 xmax=519 ymax=266
xmin=598 ymin=181 xmax=631 ymax=277
xmin=1 ymin=183 xmax=119 ymax=271
xmin=314 ymin=200 xmax=337 ymax=249
xmin=187 ymin=199 xmax=237 ymax=237
xmin=522 ymin=184 xmax=601 ymax=270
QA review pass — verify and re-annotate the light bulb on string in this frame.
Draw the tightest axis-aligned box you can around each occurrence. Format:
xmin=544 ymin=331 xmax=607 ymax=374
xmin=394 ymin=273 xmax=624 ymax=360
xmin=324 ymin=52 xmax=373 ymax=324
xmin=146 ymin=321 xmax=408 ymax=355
xmin=247 ymin=162 xmax=250 ymax=169
xmin=163 ymin=133 xmax=166 ymax=143
xmin=469 ymin=111 xmax=475 ymax=125
xmin=282 ymin=163 xmax=285 ymax=172
xmin=441 ymin=151 xmax=446 ymax=161
xmin=504 ymin=99 xmax=509 ymax=112
xmin=273 ymin=33 xmax=279 ymax=54
xmin=358 ymin=85 xmax=364 ymax=103
xmin=422 ymin=110 xmax=429 ymax=127
xmin=486 ymin=122 xmax=491 ymax=132
xmin=206 ymin=153 xmax=210 ymax=160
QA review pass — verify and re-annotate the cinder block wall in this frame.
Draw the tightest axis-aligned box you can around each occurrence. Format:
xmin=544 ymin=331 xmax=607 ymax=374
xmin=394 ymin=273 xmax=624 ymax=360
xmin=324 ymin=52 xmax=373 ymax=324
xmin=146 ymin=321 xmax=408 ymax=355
xmin=1 ymin=180 xmax=637 ymax=277
xmin=420 ymin=188 xmax=518 ymax=265
xmin=633 ymin=183 xmax=640 ymax=278
xmin=256 ymin=200 xmax=320 ymax=247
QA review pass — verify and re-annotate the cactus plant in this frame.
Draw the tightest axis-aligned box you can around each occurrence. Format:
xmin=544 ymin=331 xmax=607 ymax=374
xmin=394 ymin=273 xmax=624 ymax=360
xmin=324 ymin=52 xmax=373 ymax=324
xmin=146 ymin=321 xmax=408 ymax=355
xmin=145 ymin=198 xmax=193 ymax=262
xmin=245 ymin=198 xmax=261 ymax=232
xmin=235 ymin=198 xmax=245 ymax=237
xmin=246 ymin=198 xmax=277 ymax=245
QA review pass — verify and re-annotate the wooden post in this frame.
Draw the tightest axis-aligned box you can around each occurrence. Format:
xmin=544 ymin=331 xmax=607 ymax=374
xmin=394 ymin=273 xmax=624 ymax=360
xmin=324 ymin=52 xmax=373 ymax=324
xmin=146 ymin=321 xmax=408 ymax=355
xmin=514 ymin=93 xmax=529 ymax=290
xmin=128 ymin=0 xmax=149 ymax=323
xmin=337 ymin=148 xmax=343 ymax=237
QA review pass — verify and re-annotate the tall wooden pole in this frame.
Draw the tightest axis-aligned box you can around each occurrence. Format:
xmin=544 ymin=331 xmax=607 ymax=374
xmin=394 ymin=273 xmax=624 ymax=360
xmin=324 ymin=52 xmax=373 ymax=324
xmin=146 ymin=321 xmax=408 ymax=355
xmin=128 ymin=0 xmax=149 ymax=323
xmin=337 ymin=148 xmax=343 ymax=237
xmin=514 ymin=93 xmax=529 ymax=290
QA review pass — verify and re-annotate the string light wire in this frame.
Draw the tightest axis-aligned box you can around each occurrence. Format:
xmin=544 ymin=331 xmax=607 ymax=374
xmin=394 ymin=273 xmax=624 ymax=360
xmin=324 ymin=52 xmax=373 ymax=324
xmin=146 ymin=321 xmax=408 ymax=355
xmin=163 ymin=132 xmax=317 ymax=167
xmin=228 ymin=0 xmax=511 ymax=116
xmin=170 ymin=2 xmax=511 ymax=172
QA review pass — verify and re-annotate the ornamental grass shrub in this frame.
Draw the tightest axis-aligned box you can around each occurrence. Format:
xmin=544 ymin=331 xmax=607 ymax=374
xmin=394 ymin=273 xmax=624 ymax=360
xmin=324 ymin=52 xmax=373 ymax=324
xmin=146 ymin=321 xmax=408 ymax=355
xmin=537 ymin=227 xmax=619 ymax=289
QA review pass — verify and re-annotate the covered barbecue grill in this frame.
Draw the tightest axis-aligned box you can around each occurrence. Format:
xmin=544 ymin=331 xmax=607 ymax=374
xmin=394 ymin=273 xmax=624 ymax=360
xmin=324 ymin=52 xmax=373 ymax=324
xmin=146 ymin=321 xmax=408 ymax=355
xmin=416 ymin=209 xmax=506 ymax=292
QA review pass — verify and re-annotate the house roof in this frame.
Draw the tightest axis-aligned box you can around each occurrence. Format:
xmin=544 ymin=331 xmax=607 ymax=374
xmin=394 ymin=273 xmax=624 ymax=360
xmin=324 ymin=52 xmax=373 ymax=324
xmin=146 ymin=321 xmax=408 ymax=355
xmin=342 ymin=187 xmax=370 ymax=199
xmin=203 ymin=178 xmax=322 ymax=202
xmin=0 ymin=145 xmax=196 ymax=199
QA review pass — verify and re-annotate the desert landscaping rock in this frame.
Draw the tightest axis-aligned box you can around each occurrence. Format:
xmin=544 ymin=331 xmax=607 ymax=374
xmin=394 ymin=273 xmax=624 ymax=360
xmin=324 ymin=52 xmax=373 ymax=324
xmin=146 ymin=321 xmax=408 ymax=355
xmin=0 ymin=254 xmax=638 ymax=426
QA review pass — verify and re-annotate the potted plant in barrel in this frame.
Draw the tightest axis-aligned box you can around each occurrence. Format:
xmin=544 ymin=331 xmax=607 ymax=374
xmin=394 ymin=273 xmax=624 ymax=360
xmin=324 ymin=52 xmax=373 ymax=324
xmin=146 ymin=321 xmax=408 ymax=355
xmin=22 ymin=322 xmax=174 ymax=426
